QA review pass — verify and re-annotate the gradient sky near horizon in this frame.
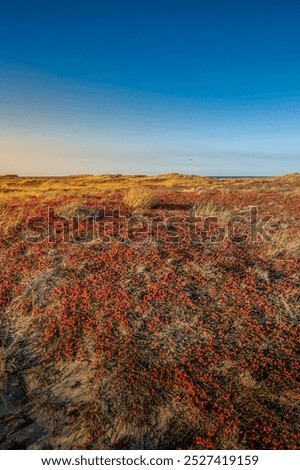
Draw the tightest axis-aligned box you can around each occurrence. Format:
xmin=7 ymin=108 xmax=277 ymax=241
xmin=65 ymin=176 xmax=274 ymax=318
xmin=1 ymin=0 xmax=300 ymax=176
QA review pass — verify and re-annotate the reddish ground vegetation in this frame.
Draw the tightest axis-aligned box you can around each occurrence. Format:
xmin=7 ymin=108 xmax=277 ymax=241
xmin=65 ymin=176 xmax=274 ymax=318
xmin=0 ymin=184 xmax=299 ymax=449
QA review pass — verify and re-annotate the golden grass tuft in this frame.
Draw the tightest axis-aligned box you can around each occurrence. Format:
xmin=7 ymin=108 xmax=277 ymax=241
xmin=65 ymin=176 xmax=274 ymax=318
xmin=56 ymin=201 xmax=87 ymax=219
xmin=0 ymin=205 xmax=25 ymax=237
xmin=193 ymin=199 xmax=233 ymax=223
xmin=124 ymin=186 xmax=159 ymax=211
xmin=267 ymin=231 xmax=300 ymax=258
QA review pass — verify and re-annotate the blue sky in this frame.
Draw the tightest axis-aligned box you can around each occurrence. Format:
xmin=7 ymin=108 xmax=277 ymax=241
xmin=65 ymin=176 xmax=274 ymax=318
xmin=1 ymin=0 xmax=300 ymax=176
